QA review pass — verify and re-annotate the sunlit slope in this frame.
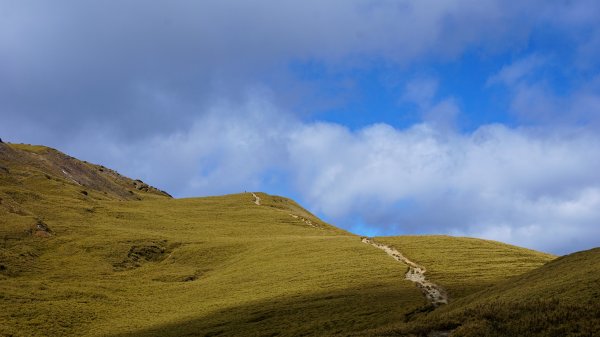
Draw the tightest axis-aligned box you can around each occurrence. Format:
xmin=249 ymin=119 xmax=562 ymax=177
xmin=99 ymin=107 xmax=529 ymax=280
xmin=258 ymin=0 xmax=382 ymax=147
xmin=0 ymin=142 xmax=171 ymax=201
xmin=0 ymin=142 xmax=173 ymax=278
xmin=375 ymin=236 xmax=555 ymax=299
xmin=0 ymin=142 xmax=563 ymax=336
xmin=370 ymin=247 xmax=600 ymax=336
xmin=0 ymin=159 xmax=425 ymax=337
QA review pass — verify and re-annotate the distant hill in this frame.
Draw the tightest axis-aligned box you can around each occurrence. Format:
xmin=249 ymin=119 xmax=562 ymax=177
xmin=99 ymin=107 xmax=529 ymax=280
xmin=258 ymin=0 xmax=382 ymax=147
xmin=1 ymin=142 xmax=595 ymax=337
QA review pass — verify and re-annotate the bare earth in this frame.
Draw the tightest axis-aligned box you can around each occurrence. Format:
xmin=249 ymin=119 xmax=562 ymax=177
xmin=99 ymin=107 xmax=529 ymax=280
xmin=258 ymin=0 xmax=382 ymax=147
xmin=361 ymin=237 xmax=448 ymax=306
xmin=251 ymin=192 xmax=261 ymax=205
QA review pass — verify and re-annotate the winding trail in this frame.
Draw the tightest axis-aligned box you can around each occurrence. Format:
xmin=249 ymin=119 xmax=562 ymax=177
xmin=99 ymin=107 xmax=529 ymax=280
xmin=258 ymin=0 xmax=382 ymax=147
xmin=361 ymin=237 xmax=448 ymax=306
xmin=251 ymin=192 xmax=261 ymax=205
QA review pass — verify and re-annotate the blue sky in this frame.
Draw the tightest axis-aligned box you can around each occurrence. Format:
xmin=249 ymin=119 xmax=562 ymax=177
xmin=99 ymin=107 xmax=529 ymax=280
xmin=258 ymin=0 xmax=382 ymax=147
xmin=2 ymin=1 xmax=600 ymax=254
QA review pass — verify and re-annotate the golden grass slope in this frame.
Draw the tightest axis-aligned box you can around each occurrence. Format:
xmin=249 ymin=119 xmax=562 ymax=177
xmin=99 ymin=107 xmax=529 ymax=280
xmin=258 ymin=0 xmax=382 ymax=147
xmin=0 ymin=142 xmax=171 ymax=201
xmin=0 ymin=143 xmax=423 ymax=336
xmin=375 ymin=236 xmax=555 ymax=299
xmin=0 ymin=192 xmax=426 ymax=336
xmin=0 ymin=142 xmax=568 ymax=336
xmin=368 ymin=247 xmax=600 ymax=336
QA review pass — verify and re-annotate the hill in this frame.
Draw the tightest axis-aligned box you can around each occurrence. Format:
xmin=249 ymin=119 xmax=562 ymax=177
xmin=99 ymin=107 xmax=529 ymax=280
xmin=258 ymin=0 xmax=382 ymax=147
xmin=373 ymin=236 xmax=555 ymax=299
xmin=368 ymin=247 xmax=600 ymax=336
xmin=0 ymin=142 xmax=171 ymax=201
xmin=1 ymin=142 xmax=589 ymax=337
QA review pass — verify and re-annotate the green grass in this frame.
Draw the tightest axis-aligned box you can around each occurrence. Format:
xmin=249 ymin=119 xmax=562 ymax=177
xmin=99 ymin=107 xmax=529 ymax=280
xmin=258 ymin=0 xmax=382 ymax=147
xmin=0 ymin=192 xmax=426 ymax=336
xmin=3 ymin=142 xmax=593 ymax=337
xmin=375 ymin=236 xmax=555 ymax=299
xmin=0 ymin=143 xmax=426 ymax=336
xmin=6 ymin=143 xmax=49 ymax=154
xmin=367 ymin=247 xmax=600 ymax=336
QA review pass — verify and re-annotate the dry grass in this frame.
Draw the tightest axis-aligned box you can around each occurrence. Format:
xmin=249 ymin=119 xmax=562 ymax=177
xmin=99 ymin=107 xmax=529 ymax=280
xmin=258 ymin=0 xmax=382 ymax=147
xmin=366 ymin=248 xmax=600 ymax=336
xmin=375 ymin=235 xmax=555 ymax=299
xmin=1 ymin=143 xmax=426 ymax=336
xmin=0 ymin=192 xmax=425 ymax=336
xmin=2 ymin=142 xmax=585 ymax=337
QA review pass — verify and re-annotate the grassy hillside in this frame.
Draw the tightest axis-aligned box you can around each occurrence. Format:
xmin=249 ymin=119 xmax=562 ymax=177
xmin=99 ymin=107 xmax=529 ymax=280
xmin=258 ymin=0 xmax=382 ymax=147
xmin=375 ymin=236 xmax=555 ymax=299
xmin=0 ymin=142 xmax=171 ymax=200
xmin=1 ymin=142 xmax=580 ymax=336
xmin=368 ymin=247 xmax=600 ymax=336
xmin=1 ymin=143 xmax=426 ymax=336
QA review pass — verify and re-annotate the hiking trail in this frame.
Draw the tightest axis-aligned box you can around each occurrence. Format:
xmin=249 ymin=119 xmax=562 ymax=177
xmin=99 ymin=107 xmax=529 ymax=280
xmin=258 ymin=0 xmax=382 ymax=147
xmin=288 ymin=213 xmax=322 ymax=229
xmin=361 ymin=237 xmax=448 ymax=306
xmin=251 ymin=192 xmax=261 ymax=205
xmin=248 ymin=192 xmax=323 ymax=230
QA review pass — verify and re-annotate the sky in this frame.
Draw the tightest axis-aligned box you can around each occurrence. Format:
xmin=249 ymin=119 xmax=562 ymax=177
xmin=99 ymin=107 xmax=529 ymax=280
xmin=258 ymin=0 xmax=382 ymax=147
xmin=2 ymin=1 xmax=600 ymax=255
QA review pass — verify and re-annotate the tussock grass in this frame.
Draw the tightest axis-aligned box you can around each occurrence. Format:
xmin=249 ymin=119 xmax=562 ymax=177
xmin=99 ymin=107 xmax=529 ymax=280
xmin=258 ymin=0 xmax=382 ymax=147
xmin=375 ymin=235 xmax=555 ymax=299
xmin=0 ymin=192 xmax=425 ymax=336
xmin=362 ymin=248 xmax=600 ymax=337
xmin=0 ymin=144 xmax=425 ymax=336
xmin=2 ymin=142 xmax=584 ymax=337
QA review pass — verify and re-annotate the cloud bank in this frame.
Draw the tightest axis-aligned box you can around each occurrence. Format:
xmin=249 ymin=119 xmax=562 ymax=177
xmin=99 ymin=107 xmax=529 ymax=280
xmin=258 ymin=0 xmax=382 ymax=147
xmin=3 ymin=0 xmax=591 ymax=141
xmin=2 ymin=1 xmax=600 ymax=254
xmin=58 ymin=90 xmax=599 ymax=255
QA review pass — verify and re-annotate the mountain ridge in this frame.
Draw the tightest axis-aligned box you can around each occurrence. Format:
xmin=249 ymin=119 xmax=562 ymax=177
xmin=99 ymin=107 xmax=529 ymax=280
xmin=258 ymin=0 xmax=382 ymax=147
xmin=0 ymin=142 xmax=171 ymax=200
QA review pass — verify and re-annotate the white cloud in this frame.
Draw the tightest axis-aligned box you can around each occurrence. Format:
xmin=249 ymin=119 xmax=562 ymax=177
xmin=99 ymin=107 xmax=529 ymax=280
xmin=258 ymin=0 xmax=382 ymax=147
xmin=401 ymin=77 xmax=460 ymax=130
xmin=458 ymin=187 xmax=600 ymax=253
xmin=79 ymin=88 xmax=297 ymax=197
xmin=3 ymin=1 xmax=600 ymax=255
xmin=486 ymin=55 xmax=546 ymax=86
xmin=488 ymin=56 xmax=600 ymax=127
xmin=12 ymin=86 xmax=600 ymax=254
xmin=0 ymin=0 xmax=559 ymax=140
xmin=287 ymin=121 xmax=600 ymax=254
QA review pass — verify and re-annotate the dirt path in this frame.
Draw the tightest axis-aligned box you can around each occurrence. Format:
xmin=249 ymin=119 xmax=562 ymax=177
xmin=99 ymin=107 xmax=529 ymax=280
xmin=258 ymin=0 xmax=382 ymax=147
xmin=248 ymin=192 xmax=323 ymax=230
xmin=361 ymin=237 xmax=448 ymax=306
xmin=288 ymin=213 xmax=322 ymax=229
xmin=251 ymin=192 xmax=261 ymax=205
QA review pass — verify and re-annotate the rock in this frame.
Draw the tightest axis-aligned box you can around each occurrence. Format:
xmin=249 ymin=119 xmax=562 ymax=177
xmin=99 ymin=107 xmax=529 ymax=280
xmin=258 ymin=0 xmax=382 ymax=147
xmin=30 ymin=219 xmax=53 ymax=237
